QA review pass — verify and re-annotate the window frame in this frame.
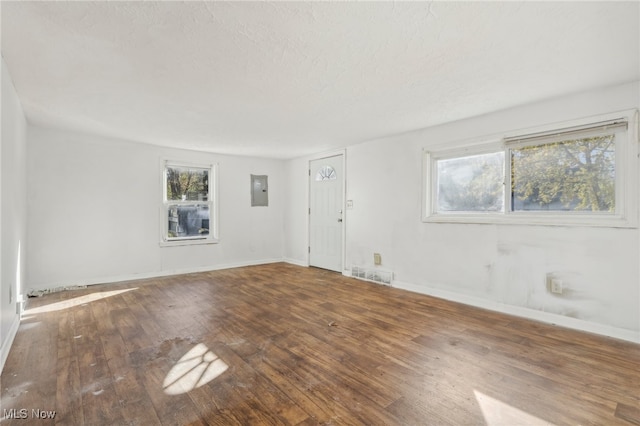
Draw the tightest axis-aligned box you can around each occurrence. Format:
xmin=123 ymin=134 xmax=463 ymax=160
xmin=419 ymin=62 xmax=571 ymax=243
xmin=160 ymin=160 xmax=219 ymax=246
xmin=422 ymin=110 xmax=638 ymax=228
xmin=424 ymin=141 xmax=506 ymax=219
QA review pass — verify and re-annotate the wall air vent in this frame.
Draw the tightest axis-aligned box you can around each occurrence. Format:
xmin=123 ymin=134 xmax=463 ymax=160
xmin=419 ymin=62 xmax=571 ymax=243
xmin=351 ymin=266 xmax=393 ymax=286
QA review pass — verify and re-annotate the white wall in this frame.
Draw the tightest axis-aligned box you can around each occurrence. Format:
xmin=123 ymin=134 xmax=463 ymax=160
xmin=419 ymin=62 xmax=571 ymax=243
xmin=16 ymin=77 xmax=640 ymax=345
xmin=26 ymin=126 xmax=285 ymax=290
xmin=1 ymin=57 xmax=27 ymax=372
xmin=285 ymin=81 xmax=640 ymax=342
xmin=283 ymin=158 xmax=309 ymax=266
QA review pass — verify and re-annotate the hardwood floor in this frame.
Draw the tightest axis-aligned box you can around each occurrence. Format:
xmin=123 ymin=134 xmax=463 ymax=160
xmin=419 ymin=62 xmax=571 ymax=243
xmin=1 ymin=263 xmax=639 ymax=425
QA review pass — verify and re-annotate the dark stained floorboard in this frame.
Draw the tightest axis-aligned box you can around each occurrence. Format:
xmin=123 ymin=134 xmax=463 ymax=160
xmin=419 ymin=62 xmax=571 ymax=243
xmin=1 ymin=263 xmax=639 ymax=425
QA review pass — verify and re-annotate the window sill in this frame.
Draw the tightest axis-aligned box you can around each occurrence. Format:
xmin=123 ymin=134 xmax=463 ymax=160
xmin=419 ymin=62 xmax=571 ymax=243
xmin=160 ymin=238 xmax=220 ymax=247
xmin=422 ymin=213 xmax=637 ymax=228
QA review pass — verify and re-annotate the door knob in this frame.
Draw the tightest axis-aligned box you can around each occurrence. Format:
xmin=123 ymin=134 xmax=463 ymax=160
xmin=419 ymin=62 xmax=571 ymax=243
xmin=337 ymin=218 xmax=343 ymax=222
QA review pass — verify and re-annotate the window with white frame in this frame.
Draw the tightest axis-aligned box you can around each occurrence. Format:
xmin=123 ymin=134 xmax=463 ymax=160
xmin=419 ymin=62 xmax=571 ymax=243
xmin=423 ymin=111 xmax=638 ymax=227
xmin=436 ymin=151 xmax=505 ymax=213
xmin=162 ymin=161 xmax=218 ymax=244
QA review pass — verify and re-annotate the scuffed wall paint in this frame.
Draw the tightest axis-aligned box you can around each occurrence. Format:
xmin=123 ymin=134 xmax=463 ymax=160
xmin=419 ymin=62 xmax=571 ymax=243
xmin=285 ymin=81 xmax=640 ymax=339
xmin=345 ymin=82 xmax=640 ymax=334
xmin=346 ymin=141 xmax=638 ymax=333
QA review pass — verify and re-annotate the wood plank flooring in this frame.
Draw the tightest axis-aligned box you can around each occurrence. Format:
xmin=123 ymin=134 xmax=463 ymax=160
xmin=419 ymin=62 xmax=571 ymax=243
xmin=1 ymin=263 xmax=639 ymax=425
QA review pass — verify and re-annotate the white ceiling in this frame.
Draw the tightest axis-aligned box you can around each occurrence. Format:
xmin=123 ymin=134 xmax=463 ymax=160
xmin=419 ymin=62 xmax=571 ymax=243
xmin=2 ymin=1 xmax=639 ymax=159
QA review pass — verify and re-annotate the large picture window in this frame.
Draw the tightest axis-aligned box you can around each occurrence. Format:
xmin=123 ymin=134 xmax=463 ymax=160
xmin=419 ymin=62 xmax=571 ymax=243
xmin=423 ymin=111 xmax=637 ymax=227
xmin=162 ymin=161 xmax=218 ymax=245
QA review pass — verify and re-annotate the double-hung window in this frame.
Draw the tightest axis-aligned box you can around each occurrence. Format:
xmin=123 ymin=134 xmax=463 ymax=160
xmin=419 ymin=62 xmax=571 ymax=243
xmin=423 ymin=110 xmax=638 ymax=227
xmin=162 ymin=161 xmax=218 ymax=245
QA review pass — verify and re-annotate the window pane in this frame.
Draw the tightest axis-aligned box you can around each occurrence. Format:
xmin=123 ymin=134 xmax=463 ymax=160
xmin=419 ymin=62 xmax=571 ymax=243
xmin=166 ymin=166 xmax=209 ymax=201
xmin=167 ymin=204 xmax=210 ymax=238
xmin=436 ymin=152 xmax=504 ymax=212
xmin=511 ymin=135 xmax=615 ymax=212
xmin=315 ymin=165 xmax=337 ymax=181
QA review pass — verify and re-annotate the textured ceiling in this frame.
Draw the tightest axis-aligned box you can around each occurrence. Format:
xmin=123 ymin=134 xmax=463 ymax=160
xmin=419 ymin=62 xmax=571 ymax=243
xmin=2 ymin=1 xmax=639 ymax=159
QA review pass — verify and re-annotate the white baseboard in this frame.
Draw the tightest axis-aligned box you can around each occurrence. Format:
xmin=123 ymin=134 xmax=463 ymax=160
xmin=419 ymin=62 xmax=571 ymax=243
xmin=283 ymin=258 xmax=308 ymax=267
xmin=0 ymin=313 xmax=20 ymax=375
xmin=26 ymin=258 xmax=286 ymax=294
xmin=393 ymin=280 xmax=640 ymax=344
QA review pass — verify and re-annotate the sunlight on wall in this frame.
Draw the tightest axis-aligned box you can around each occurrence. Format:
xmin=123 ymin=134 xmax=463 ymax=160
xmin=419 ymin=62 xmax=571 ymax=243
xmin=25 ymin=288 xmax=138 ymax=315
xmin=474 ymin=390 xmax=555 ymax=426
xmin=163 ymin=343 xmax=228 ymax=395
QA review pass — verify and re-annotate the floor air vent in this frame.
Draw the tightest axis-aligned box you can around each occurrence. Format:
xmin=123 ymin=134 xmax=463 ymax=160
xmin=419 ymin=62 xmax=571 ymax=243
xmin=351 ymin=266 xmax=393 ymax=286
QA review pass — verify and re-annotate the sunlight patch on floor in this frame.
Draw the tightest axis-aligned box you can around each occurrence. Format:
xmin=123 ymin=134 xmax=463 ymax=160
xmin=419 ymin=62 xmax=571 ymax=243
xmin=474 ymin=390 xmax=556 ymax=426
xmin=25 ymin=288 xmax=138 ymax=314
xmin=163 ymin=343 xmax=228 ymax=395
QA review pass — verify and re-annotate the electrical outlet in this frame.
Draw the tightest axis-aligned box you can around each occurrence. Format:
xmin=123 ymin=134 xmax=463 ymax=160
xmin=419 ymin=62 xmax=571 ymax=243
xmin=373 ymin=253 xmax=381 ymax=265
xmin=546 ymin=273 xmax=563 ymax=294
xmin=551 ymin=279 xmax=563 ymax=294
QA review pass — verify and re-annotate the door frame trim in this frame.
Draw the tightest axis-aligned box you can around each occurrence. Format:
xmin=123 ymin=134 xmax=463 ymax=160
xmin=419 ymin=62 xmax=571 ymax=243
xmin=307 ymin=149 xmax=346 ymax=273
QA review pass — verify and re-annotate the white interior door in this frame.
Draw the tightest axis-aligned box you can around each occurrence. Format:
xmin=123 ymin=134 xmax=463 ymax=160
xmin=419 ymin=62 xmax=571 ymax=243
xmin=309 ymin=155 xmax=344 ymax=272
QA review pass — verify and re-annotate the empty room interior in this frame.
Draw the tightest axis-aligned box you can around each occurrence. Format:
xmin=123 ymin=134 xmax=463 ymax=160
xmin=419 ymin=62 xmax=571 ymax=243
xmin=1 ymin=1 xmax=639 ymax=425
